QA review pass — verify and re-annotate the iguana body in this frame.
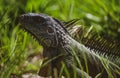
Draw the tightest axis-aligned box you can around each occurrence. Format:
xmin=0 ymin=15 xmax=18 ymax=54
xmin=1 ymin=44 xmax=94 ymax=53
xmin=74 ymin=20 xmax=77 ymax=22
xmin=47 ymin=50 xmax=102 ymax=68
xmin=19 ymin=13 xmax=120 ymax=78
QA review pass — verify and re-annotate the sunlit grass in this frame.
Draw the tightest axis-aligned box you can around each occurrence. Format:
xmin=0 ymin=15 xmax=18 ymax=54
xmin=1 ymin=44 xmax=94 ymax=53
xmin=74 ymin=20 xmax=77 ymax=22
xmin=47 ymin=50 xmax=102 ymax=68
xmin=0 ymin=0 xmax=120 ymax=78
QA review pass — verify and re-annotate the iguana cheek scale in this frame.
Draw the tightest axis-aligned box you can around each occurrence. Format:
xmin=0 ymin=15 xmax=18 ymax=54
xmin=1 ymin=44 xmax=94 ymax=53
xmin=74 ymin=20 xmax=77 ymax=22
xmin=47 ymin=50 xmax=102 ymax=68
xmin=19 ymin=13 xmax=120 ymax=78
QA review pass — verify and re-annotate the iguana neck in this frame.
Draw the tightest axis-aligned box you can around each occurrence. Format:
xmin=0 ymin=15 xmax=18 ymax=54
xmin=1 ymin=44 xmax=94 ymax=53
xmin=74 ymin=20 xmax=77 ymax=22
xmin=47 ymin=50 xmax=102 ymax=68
xmin=58 ymin=34 xmax=106 ymax=62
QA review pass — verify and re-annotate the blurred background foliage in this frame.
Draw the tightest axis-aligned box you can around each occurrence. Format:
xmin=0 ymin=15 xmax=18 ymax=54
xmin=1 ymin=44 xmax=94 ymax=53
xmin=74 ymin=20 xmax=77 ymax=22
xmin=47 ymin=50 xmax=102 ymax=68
xmin=0 ymin=0 xmax=120 ymax=77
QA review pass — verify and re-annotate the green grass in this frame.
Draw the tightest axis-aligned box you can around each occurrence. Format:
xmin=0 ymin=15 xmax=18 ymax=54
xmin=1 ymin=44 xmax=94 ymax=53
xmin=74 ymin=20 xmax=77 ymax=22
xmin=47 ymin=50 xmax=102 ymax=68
xmin=0 ymin=0 xmax=120 ymax=78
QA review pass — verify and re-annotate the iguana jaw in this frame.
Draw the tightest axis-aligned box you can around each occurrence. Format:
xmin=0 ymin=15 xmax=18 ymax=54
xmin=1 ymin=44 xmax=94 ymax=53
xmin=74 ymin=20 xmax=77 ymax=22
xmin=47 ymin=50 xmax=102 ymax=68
xmin=19 ymin=13 xmax=56 ymax=48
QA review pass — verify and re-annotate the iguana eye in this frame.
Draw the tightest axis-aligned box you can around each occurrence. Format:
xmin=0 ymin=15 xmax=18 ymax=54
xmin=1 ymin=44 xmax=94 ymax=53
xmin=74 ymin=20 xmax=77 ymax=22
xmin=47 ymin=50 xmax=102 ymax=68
xmin=47 ymin=26 xmax=54 ymax=34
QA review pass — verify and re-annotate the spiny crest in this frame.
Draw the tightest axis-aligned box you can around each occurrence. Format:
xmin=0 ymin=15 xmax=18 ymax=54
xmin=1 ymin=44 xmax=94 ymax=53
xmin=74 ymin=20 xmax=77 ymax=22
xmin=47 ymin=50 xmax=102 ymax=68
xmin=61 ymin=19 xmax=120 ymax=62
xmin=82 ymin=34 xmax=120 ymax=61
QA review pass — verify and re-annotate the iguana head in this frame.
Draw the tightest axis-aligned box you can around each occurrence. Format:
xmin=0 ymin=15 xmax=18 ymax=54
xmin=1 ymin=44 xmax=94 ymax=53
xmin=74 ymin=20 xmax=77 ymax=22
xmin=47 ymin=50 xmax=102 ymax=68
xmin=20 ymin=13 xmax=69 ymax=48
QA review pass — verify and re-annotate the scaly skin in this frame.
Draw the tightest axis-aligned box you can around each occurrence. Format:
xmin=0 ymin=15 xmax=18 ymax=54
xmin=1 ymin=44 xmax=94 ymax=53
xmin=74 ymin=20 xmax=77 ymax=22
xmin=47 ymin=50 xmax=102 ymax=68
xmin=19 ymin=13 xmax=120 ymax=78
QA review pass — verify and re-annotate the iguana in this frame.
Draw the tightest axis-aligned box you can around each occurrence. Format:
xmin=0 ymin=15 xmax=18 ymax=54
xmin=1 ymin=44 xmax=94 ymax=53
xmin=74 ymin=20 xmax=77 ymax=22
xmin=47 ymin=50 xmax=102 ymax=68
xmin=19 ymin=13 xmax=120 ymax=78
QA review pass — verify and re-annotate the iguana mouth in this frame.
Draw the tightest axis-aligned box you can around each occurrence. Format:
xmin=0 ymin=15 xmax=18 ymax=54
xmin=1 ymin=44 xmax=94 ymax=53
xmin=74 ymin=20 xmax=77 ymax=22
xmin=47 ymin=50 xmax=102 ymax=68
xmin=19 ymin=16 xmax=53 ymax=47
xmin=19 ymin=13 xmax=120 ymax=78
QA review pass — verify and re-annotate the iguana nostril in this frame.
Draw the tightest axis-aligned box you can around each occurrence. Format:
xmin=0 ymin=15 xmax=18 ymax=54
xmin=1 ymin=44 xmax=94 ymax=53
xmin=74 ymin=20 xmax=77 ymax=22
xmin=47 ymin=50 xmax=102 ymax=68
xmin=19 ymin=15 xmax=25 ymax=23
xmin=20 ymin=14 xmax=30 ymax=22
xmin=19 ymin=13 xmax=120 ymax=78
